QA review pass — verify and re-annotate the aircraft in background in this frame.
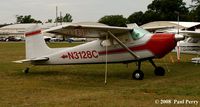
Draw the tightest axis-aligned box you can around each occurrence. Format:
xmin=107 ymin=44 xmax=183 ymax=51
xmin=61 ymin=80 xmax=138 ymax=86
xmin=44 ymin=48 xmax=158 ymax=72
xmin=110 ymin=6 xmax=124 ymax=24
xmin=66 ymin=37 xmax=86 ymax=43
xmin=13 ymin=22 xmax=184 ymax=80
xmin=175 ymin=37 xmax=200 ymax=54
xmin=142 ymin=21 xmax=200 ymax=63
xmin=163 ymin=30 xmax=200 ymax=63
xmin=176 ymin=31 xmax=200 ymax=63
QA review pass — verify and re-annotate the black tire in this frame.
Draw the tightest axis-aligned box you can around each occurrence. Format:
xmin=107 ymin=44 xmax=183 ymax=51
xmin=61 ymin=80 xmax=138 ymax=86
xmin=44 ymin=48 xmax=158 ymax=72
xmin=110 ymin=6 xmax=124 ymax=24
xmin=132 ymin=70 xmax=144 ymax=80
xmin=154 ymin=67 xmax=165 ymax=76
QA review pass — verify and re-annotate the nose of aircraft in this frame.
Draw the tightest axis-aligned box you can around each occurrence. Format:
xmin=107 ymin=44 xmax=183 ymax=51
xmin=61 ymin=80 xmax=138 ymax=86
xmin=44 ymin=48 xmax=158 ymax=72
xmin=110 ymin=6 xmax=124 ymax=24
xmin=175 ymin=34 xmax=185 ymax=41
xmin=147 ymin=33 xmax=177 ymax=58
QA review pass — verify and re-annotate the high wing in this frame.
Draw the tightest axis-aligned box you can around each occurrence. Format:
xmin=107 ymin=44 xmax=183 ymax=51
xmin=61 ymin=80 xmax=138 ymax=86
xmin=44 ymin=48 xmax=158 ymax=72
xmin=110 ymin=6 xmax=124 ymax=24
xmin=44 ymin=22 xmax=133 ymax=38
xmin=179 ymin=30 xmax=200 ymax=38
xmin=161 ymin=30 xmax=200 ymax=38
xmin=142 ymin=26 xmax=175 ymax=32
xmin=45 ymin=22 xmax=139 ymax=59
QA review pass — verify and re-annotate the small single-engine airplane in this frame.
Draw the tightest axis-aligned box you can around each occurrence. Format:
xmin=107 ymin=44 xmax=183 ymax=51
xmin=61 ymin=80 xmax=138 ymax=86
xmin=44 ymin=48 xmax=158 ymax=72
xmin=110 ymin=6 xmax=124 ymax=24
xmin=14 ymin=22 xmax=184 ymax=80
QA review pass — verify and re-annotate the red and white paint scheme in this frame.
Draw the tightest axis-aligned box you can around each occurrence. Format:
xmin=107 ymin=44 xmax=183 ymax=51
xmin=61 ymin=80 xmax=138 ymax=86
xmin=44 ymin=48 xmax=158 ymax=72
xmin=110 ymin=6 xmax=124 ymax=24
xmin=14 ymin=22 xmax=184 ymax=80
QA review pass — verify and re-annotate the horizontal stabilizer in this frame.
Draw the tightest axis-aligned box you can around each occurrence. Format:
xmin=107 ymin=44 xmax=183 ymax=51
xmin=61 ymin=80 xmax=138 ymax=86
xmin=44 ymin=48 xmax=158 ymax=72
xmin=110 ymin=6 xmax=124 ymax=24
xmin=13 ymin=57 xmax=49 ymax=64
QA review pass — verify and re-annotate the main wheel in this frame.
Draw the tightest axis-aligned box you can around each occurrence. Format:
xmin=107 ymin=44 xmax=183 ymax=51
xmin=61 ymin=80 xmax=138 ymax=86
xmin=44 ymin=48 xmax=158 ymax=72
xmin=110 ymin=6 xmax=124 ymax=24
xmin=154 ymin=67 xmax=165 ymax=76
xmin=132 ymin=70 xmax=144 ymax=80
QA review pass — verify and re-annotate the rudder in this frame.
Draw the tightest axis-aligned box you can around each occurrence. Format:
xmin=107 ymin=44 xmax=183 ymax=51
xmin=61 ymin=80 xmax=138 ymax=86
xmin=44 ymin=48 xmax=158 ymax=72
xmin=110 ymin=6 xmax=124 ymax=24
xmin=25 ymin=25 xmax=52 ymax=59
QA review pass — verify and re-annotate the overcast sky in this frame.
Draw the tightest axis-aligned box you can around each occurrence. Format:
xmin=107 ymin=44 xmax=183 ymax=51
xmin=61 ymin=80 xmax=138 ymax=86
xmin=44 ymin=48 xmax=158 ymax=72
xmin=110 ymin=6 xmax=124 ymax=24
xmin=0 ymin=0 xmax=192 ymax=24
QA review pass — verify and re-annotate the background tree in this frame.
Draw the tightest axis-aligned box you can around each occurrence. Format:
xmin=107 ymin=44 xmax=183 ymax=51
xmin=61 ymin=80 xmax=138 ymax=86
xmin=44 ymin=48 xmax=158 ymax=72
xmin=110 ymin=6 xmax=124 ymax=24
xmin=98 ymin=15 xmax=127 ymax=27
xmin=147 ymin=0 xmax=189 ymax=21
xmin=189 ymin=0 xmax=200 ymax=21
xmin=127 ymin=11 xmax=144 ymax=26
xmin=16 ymin=15 xmax=23 ymax=24
xmin=55 ymin=13 xmax=73 ymax=23
xmin=55 ymin=17 xmax=63 ymax=23
xmin=16 ymin=15 xmax=42 ymax=23
xmin=127 ymin=0 xmax=189 ymax=25
xmin=63 ymin=13 xmax=73 ymax=22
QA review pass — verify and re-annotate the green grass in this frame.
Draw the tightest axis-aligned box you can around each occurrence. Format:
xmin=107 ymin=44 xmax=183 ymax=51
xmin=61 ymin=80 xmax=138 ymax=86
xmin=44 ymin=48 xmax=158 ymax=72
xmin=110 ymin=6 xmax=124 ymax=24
xmin=0 ymin=42 xmax=200 ymax=107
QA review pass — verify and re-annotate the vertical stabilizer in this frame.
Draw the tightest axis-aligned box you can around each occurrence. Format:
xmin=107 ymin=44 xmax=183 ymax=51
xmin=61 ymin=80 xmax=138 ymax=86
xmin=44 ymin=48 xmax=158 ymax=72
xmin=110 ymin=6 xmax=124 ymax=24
xmin=25 ymin=25 xmax=52 ymax=59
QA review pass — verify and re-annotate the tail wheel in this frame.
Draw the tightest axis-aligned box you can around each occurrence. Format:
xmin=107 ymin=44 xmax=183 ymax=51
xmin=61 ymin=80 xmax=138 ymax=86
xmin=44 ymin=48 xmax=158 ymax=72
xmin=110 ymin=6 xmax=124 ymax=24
xmin=154 ymin=67 xmax=165 ymax=76
xmin=23 ymin=68 xmax=30 ymax=74
xmin=132 ymin=70 xmax=144 ymax=80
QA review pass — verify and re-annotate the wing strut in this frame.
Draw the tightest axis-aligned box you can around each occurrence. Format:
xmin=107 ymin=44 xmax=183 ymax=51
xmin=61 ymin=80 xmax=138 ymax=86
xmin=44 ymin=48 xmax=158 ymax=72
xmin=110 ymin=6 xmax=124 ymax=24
xmin=105 ymin=35 xmax=108 ymax=85
xmin=107 ymin=31 xmax=140 ymax=59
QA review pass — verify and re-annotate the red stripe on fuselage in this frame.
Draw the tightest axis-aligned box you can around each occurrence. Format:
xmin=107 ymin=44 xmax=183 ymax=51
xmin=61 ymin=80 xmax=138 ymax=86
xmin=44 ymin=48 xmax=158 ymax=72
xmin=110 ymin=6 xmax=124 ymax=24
xmin=99 ymin=33 xmax=176 ymax=58
xmin=25 ymin=30 xmax=41 ymax=37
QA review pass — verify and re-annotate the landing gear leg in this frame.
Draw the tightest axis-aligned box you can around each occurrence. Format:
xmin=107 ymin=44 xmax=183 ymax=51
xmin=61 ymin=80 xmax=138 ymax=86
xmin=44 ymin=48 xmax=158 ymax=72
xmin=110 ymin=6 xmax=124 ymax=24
xmin=149 ymin=59 xmax=165 ymax=76
xmin=132 ymin=61 xmax=144 ymax=80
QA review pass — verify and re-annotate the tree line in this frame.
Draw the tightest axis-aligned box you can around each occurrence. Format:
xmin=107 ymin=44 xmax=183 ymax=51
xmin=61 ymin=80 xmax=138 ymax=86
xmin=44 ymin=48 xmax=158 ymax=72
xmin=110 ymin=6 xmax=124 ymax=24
xmin=16 ymin=13 xmax=73 ymax=24
xmin=99 ymin=0 xmax=200 ymax=26
xmin=15 ymin=0 xmax=200 ymax=27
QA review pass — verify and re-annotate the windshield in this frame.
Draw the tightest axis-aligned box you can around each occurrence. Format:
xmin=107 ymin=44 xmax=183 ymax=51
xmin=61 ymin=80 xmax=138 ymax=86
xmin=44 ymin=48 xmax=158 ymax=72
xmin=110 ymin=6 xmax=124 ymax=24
xmin=131 ymin=27 xmax=150 ymax=40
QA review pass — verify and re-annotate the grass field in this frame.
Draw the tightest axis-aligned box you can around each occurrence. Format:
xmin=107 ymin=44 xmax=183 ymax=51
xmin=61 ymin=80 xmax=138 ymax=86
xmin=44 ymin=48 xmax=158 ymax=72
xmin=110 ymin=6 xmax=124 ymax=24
xmin=0 ymin=42 xmax=200 ymax=107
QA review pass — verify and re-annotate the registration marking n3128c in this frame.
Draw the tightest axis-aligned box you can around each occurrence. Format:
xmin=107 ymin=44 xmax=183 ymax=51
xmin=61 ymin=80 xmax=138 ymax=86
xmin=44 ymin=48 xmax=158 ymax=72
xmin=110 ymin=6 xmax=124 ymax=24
xmin=61 ymin=50 xmax=99 ymax=60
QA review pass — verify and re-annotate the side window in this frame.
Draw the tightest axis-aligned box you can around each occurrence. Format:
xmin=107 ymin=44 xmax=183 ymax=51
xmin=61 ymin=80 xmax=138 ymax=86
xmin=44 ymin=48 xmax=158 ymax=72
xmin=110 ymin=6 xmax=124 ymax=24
xmin=132 ymin=32 xmax=140 ymax=39
xmin=131 ymin=27 xmax=150 ymax=40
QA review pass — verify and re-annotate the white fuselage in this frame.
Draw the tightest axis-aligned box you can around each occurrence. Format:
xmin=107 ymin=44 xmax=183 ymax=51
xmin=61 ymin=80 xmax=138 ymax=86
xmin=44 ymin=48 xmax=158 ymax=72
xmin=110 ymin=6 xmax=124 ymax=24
xmin=43 ymin=37 xmax=154 ymax=65
xmin=23 ymin=25 xmax=177 ymax=66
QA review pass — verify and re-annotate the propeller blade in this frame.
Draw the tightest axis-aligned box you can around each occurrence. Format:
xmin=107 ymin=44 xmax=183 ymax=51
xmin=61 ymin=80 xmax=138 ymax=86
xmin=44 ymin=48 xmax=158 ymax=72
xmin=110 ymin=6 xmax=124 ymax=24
xmin=176 ymin=41 xmax=181 ymax=62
